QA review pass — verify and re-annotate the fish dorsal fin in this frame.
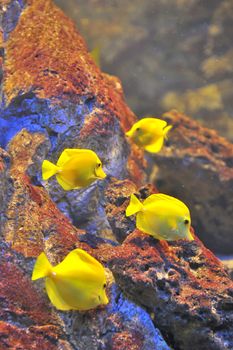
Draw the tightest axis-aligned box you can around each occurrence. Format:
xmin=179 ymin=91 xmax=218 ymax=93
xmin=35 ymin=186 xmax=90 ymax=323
xmin=56 ymin=249 xmax=103 ymax=275
xmin=139 ymin=118 xmax=167 ymax=129
xmin=128 ymin=118 xmax=167 ymax=134
xmin=57 ymin=149 xmax=97 ymax=167
xmin=71 ymin=249 xmax=101 ymax=267
xmin=143 ymin=193 xmax=189 ymax=211
xmin=56 ymin=174 xmax=76 ymax=191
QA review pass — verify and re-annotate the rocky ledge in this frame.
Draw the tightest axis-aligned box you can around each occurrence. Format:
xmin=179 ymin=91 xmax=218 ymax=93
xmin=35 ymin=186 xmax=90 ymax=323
xmin=0 ymin=1 xmax=232 ymax=350
xmin=151 ymin=110 xmax=233 ymax=254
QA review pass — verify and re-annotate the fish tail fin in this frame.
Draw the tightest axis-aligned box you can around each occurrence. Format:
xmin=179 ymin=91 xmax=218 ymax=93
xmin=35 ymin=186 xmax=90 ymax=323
xmin=32 ymin=252 xmax=53 ymax=280
xmin=126 ymin=194 xmax=144 ymax=216
xmin=163 ymin=125 xmax=172 ymax=140
xmin=90 ymin=46 xmax=101 ymax=67
xmin=42 ymin=160 xmax=59 ymax=180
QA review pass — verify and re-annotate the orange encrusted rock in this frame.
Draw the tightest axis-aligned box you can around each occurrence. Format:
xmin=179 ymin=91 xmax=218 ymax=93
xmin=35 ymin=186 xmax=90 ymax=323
xmin=151 ymin=110 xmax=233 ymax=254
xmin=0 ymin=1 xmax=232 ymax=350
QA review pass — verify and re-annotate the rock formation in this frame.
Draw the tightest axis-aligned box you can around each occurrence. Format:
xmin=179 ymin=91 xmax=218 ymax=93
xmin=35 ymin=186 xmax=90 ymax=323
xmin=150 ymin=110 xmax=233 ymax=254
xmin=54 ymin=0 xmax=233 ymax=141
xmin=0 ymin=1 xmax=233 ymax=350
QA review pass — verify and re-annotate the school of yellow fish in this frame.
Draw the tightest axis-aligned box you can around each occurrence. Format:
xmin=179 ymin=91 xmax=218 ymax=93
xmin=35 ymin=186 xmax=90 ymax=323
xmin=32 ymin=116 xmax=194 ymax=311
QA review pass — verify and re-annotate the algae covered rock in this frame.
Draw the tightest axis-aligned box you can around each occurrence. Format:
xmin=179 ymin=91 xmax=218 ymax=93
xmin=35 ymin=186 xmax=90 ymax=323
xmin=0 ymin=1 xmax=233 ymax=350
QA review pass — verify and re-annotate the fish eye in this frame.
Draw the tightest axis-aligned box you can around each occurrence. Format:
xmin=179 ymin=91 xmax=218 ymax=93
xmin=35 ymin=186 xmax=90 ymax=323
xmin=184 ymin=219 xmax=189 ymax=225
xmin=97 ymin=163 xmax=101 ymax=168
xmin=103 ymin=283 xmax=106 ymax=289
xmin=136 ymin=127 xmax=140 ymax=132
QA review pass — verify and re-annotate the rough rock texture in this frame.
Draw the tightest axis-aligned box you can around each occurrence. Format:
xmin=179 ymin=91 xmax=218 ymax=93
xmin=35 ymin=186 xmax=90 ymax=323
xmin=54 ymin=0 xmax=233 ymax=141
xmin=150 ymin=110 xmax=233 ymax=254
xmin=222 ymin=258 xmax=233 ymax=280
xmin=0 ymin=131 xmax=168 ymax=350
xmin=0 ymin=1 xmax=233 ymax=350
xmin=99 ymin=181 xmax=233 ymax=349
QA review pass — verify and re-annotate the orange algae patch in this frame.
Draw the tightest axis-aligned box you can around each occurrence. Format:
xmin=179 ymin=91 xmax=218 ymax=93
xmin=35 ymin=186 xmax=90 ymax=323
xmin=4 ymin=0 xmax=90 ymax=102
xmin=4 ymin=0 xmax=136 ymax=131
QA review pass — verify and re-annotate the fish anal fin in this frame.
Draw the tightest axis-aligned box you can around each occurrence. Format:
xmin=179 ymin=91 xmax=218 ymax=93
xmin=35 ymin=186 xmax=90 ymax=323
xmin=45 ymin=278 xmax=71 ymax=311
xmin=56 ymin=175 xmax=74 ymax=191
xmin=144 ymin=137 xmax=164 ymax=153
xmin=136 ymin=218 xmax=163 ymax=240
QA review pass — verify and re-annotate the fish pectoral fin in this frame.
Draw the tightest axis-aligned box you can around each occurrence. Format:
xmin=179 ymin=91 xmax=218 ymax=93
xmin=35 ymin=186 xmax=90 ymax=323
xmin=57 ymin=149 xmax=95 ymax=167
xmin=167 ymin=217 xmax=178 ymax=230
xmin=56 ymin=175 xmax=74 ymax=191
xmin=45 ymin=278 xmax=71 ymax=311
xmin=144 ymin=137 xmax=164 ymax=153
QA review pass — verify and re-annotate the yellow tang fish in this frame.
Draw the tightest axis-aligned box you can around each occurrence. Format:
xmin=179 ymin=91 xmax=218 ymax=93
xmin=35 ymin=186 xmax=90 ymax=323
xmin=126 ymin=193 xmax=194 ymax=241
xmin=42 ymin=148 xmax=107 ymax=190
xmin=32 ymin=249 xmax=109 ymax=311
xmin=90 ymin=46 xmax=101 ymax=67
xmin=125 ymin=118 xmax=172 ymax=153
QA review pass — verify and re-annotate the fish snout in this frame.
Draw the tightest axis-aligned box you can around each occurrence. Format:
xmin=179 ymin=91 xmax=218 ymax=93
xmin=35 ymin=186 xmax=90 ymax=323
xmin=125 ymin=130 xmax=133 ymax=138
xmin=187 ymin=229 xmax=194 ymax=241
xmin=101 ymin=292 xmax=109 ymax=305
xmin=98 ymin=167 xmax=107 ymax=179
xmin=95 ymin=164 xmax=107 ymax=179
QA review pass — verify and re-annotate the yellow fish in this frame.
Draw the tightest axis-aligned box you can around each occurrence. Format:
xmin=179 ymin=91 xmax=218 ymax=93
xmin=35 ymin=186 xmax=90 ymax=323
xmin=125 ymin=118 xmax=172 ymax=153
xmin=126 ymin=193 xmax=194 ymax=241
xmin=90 ymin=46 xmax=101 ymax=67
xmin=42 ymin=148 xmax=106 ymax=190
xmin=32 ymin=248 xmax=109 ymax=311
